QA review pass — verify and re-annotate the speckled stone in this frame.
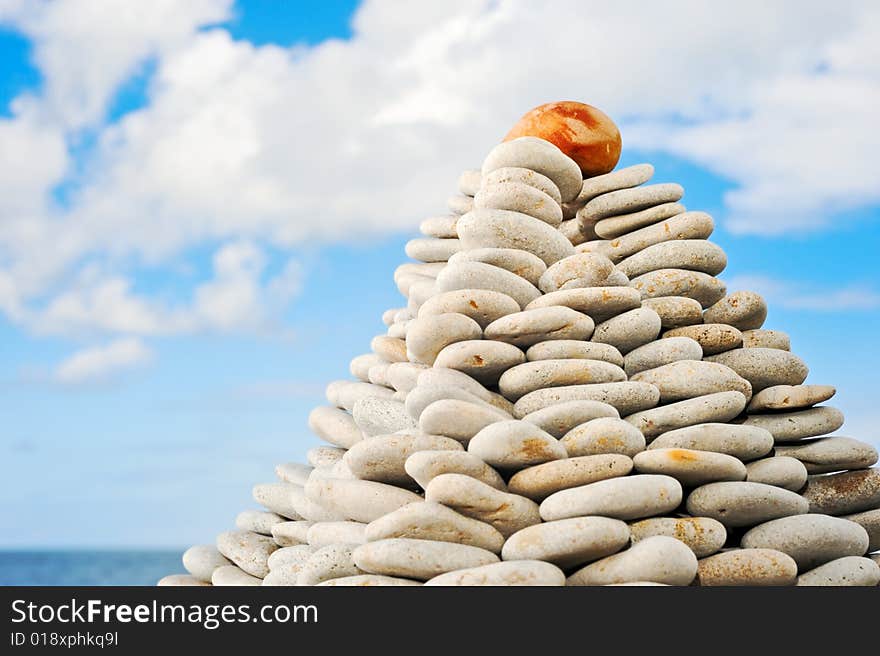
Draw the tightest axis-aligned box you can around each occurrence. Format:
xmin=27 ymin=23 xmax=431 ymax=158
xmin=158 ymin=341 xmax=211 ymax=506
xmin=481 ymin=137 xmax=583 ymax=202
xmin=417 ymin=368 xmax=514 ymax=414
xmin=304 ymin=478 xmax=422 ymax=524
xmin=526 ymin=340 xmax=624 ymax=367
xmin=433 ymin=340 xmax=526 ymax=386
xmin=625 ymin=391 xmax=748 ymax=439
xmin=703 ymin=291 xmax=768 ymax=330
xmin=629 ymin=268 xmax=727 ymax=308
xmin=629 ymin=517 xmax=727 ymax=558
xmin=306 ymin=446 xmax=345 ymax=469
xmin=617 ymin=240 xmax=727 ymax=279
xmin=521 ymin=399 xmax=619 ymax=438
xmin=567 ymin=535 xmax=697 ymax=586
xmin=538 ymin=253 xmax=614 ymax=292
xmin=372 ymin=335 xmax=408 ymax=363
xmin=404 ymin=449 xmax=506 ymax=491
xmin=158 ymin=574 xmax=211 ymax=586
xmin=404 ymin=312 xmax=482 ymax=365
xmin=842 ymin=509 xmax=880 ymax=552
xmin=482 ymin=166 xmax=562 ymax=203
xmin=633 ymin=448 xmax=746 ymax=486
xmin=475 ymin=181 xmax=563 ymax=226
xmin=745 ymin=456 xmax=808 ymax=491
xmin=419 ymin=398 xmax=509 ymax=443
xmin=350 ymin=353 xmax=388 ymax=382
xmin=385 ymin=362 xmax=429 ymax=393
xmin=801 ymin=469 xmax=880 ymax=515
xmin=631 ymin=360 xmax=752 ymax=403
xmin=573 ymin=163 xmax=654 ymax=205
xmin=663 ymin=323 xmax=743 ymax=356
xmin=741 ymin=406 xmax=845 ymax=442
xmin=600 ymin=211 xmax=714 ymax=263
xmin=352 ymin=397 xmax=418 ymax=437
xmin=526 ymin=286 xmax=642 ymax=322
xmin=508 ymin=454 xmax=633 ymax=501
xmin=327 ymin=380 xmax=395 ymax=412
xmin=468 ymin=420 xmax=566 ymax=470
xmin=579 ymin=183 xmax=684 ymax=223
xmin=686 ymin=481 xmax=809 ymax=527
xmin=561 ymin=417 xmax=647 ymax=458
xmin=514 ymin=381 xmax=661 ymax=418
xmin=405 ymin=237 xmax=461 ymax=263
xmin=271 ymin=521 xmax=312 ymax=547
xmin=183 ymin=545 xmax=232 ymax=582
xmin=318 ymin=574 xmax=422 ymax=586
xmin=343 ymin=433 xmax=463 ymax=485
xmin=236 ymin=510 xmax=284 ymax=536
xmin=419 ymin=215 xmax=458 ymax=238
xmin=591 ymin=307 xmax=661 ymax=354
xmin=593 ymin=202 xmax=685 ymax=239
xmin=747 ymin=384 xmax=836 ymax=412
xmin=624 ymin=336 xmax=703 ymax=376
xmin=404 ymin=383 xmax=506 ymax=421
xmin=216 ymin=530 xmax=278 ymax=579
xmin=307 ymin=406 xmax=363 ymax=449
xmin=540 ymin=474 xmax=682 ymax=522
xmin=695 ymin=549 xmax=798 ymax=586
xmin=418 ymin=288 xmax=520 ymax=328
xmin=641 ymin=296 xmax=705 ymax=330
xmin=796 ymin=556 xmax=880 ymax=586
xmin=448 ymin=195 xmax=474 ymax=215
xmin=502 ymin=516 xmax=631 ymax=568
xmin=211 ymin=566 xmax=261 ymax=586
xmin=774 ymin=437 xmax=878 ymax=474
xmin=253 ymin=482 xmax=339 ymax=522
xmin=425 ymin=560 xmax=565 ymax=586
xmin=354 ymin=538 xmax=498 ymax=582
xmin=448 ymin=247 xmax=547 ymax=286
xmin=499 ymin=359 xmax=626 ymax=401
xmin=457 ymin=208 xmax=575 ymax=266
xmin=484 ymin=306 xmax=594 ymax=348
xmin=434 ymin=260 xmax=542 ymax=309
xmin=706 ymin=348 xmax=808 ymax=392
xmin=742 ymin=329 xmax=791 ymax=350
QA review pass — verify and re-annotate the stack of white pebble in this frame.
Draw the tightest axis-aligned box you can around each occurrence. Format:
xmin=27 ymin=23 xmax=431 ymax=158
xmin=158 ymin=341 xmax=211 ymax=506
xmin=159 ymin=135 xmax=880 ymax=587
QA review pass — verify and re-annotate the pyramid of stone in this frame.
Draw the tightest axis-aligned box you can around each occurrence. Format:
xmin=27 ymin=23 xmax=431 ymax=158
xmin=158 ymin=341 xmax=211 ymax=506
xmin=159 ymin=132 xmax=880 ymax=587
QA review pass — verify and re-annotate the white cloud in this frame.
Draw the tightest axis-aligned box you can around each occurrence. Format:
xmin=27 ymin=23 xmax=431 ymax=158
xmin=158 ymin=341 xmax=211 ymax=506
xmin=0 ymin=0 xmax=878 ymax=343
xmin=53 ymin=337 xmax=153 ymax=383
xmin=726 ymin=274 xmax=880 ymax=312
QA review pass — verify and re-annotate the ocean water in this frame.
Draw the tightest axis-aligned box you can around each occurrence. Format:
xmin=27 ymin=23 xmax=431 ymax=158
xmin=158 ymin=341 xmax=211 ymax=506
xmin=0 ymin=551 xmax=184 ymax=586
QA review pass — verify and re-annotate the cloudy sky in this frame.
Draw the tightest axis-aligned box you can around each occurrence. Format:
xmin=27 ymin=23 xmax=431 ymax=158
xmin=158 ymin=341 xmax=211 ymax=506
xmin=1 ymin=0 xmax=878 ymax=548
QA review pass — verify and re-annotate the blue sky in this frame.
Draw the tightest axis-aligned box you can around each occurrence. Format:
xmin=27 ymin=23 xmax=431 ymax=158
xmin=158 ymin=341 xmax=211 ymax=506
xmin=0 ymin=0 xmax=878 ymax=548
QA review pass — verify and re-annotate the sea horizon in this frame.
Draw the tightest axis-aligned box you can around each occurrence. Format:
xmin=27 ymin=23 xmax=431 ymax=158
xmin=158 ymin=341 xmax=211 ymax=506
xmin=0 ymin=549 xmax=186 ymax=586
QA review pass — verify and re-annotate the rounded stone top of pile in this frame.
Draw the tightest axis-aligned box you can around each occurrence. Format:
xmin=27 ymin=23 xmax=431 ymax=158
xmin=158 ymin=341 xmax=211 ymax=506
xmin=504 ymin=100 xmax=621 ymax=177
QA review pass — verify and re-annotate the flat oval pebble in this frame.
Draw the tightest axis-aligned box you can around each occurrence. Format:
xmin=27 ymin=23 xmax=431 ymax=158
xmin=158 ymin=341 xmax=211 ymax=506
xmin=601 ymin=211 xmax=714 ymax=263
xmin=419 ymin=398 xmax=509 ymax=443
xmin=307 ymin=406 xmax=363 ymax=449
xmin=801 ymin=469 xmax=880 ymax=515
xmin=593 ymin=202 xmax=685 ymax=239
xmin=649 ymin=423 xmax=774 ymax=460
xmin=253 ymin=482 xmax=335 ymax=521
xmin=385 ymin=362 xmax=429 ymax=393
xmin=484 ymin=306 xmax=594 ymax=348
xmin=686 ymin=481 xmax=809 ymax=527
xmin=745 ymin=456 xmax=808 ymax=491
xmin=633 ymin=448 xmax=746 ymax=486
xmin=458 ymin=169 xmax=482 ymax=196
xmin=514 ymin=381 xmax=661 ymax=418
xmin=457 ymin=208 xmax=575 ymax=266
xmin=263 ymin=545 xmax=317 ymax=586
xmin=417 ymin=367 xmax=513 ymax=413
xmin=521 ymin=399 xmax=619 ymax=438
xmin=482 ymin=166 xmax=562 ymax=202
xmin=419 ymin=215 xmax=458 ymax=238
xmin=695 ymin=549 xmax=797 ymax=586
xmin=404 ymin=450 xmax=506 ymax=491
xmin=352 ymin=397 xmax=417 ymax=437
xmin=481 ymin=136 xmax=582 ymax=202
xmin=297 ymin=544 xmax=363 ymax=585
xmin=540 ymin=474 xmax=682 ymax=521
xmin=705 ymin=347 xmax=808 ymax=392
xmin=448 ymin=247 xmax=546 ymax=285
xmin=508 ymin=454 xmax=633 ymax=501
xmin=425 ymin=560 xmax=565 ymax=586
xmin=663 ymin=323 xmax=743 ymax=356
xmin=353 ymin=538 xmax=499 ymax=581
xmin=574 ymin=163 xmax=654 ymax=205
xmin=702 ymin=291 xmax=767 ymax=330
xmin=306 ymin=446 xmax=345 ymax=469
xmin=216 ymin=530 xmax=278 ymax=578
xmin=418 ymin=288 xmax=520 ymax=328
xmin=624 ymin=336 xmax=703 ymax=376
xmin=641 ymin=296 xmax=705 ymax=329
xmin=467 ymin=420 xmax=566 ymax=470
xmin=526 ymin=286 xmax=642 ymax=323
xmin=448 ymin=195 xmax=473 ymax=215
xmin=538 ymin=253 xmax=614 ymax=292
xmin=404 ymin=383 xmax=504 ymax=420
xmin=236 ymin=510 xmax=284 ymax=536
xmin=425 ymin=473 xmax=541 ymax=537
xmin=843 ymin=509 xmax=880 ymax=552
xmin=343 ymin=433 xmax=462 ymax=485
xmin=329 ymin=380 xmax=395 ymax=412
xmin=350 ymin=353 xmax=387 ymax=382
xmin=318 ymin=574 xmax=422 ymax=586
xmin=580 ymin=183 xmax=684 ymax=222
xmin=306 ymin=521 xmax=366 ymax=547
xmin=560 ymin=417 xmax=647 ymax=457
xmin=502 ymin=516 xmax=630 ymax=568
xmin=527 ymin=340 xmax=624 ymax=366
xmin=433 ymin=340 xmax=526 ymax=386
xmin=796 ymin=556 xmax=880 ymax=586
xmin=404 ymin=313 xmax=482 ymax=365
xmin=775 ymin=437 xmax=878 ymax=474
xmin=629 ymin=517 xmax=727 ymax=558
xmin=741 ymin=514 xmax=870 ymax=570
xmin=632 ymin=360 xmax=751 ymax=403
xmin=365 ymin=501 xmax=505 ymax=553
xmin=630 ymin=268 xmax=727 ymax=308
xmin=499 ymin=359 xmax=626 ymax=401
xmin=591 ymin=307 xmax=661 ymax=354
xmin=617 ymin=239 xmax=727 ymax=279
xmin=625 ymin=391 xmax=748 ymax=439
xmin=304 ymin=478 xmax=422 ymax=523
xmin=183 ymin=545 xmax=231 ymax=582
xmin=741 ymin=406 xmax=844 ymax=442
xmin=567 ymin=535 xmax=697 ymax=586
xmin=211 ymin=566 xmax=261 ymax=586
xmin=271 ymin=521 xmax=312 ymax=547
xmin=157 ymin=574 xmax=210 ymax=587
xmin=435 ymin=261 xmax=542 ymax=309
xmin=742 ymin=329 xmax=790 ymax=350
xmin=747 ymin=384 xmax=836 ymax=412
xmin=404 ymin=237 xmax=461 ymax=263
xmin=474 ymin=181 xmax=563 ymax=226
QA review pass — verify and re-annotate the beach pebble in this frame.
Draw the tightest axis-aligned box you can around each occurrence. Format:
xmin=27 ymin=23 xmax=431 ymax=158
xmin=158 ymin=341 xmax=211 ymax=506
xmin=632 ymin=360 xmax=752 ymax=403
xmin=625 ymin=391 xmax=748 ymax=439
xmin=183 ymin=545 xmax=231 ymax=582
xmin=538 ymin=253 xmax=614 ymax=292
xmin=418 ymin=288 xmax=520 ymax=327
xmin=211 ymin=566 xmax=262 ymax=586
xmin=617 ymin=240 xmax=727 ymax=279
xmin=641 ymin=296 xmax=705 ymax=329
xmin=561 ymin=417 xmax=647 ymax=457
xmin=350 ymin=353 xmax=387 ymax=382
xmin=474 ymin=182 xmax=563 ymax=226
xmin=801 ymin=469 xmax=880 ymax=515
xmin=253 ymin=482 xmax=322 ymax=521
xmin=319 ymin=574 xmax=422 ymax=586
xmin=418 ymin=367 xmax=515 ymax=414
xmin=774 ymin=437 xmax=878 ymax=474
xmin=304 ymin=478 xmax=422 ymax=523
xmin=580 ymin=183 xmax=684 ymax=223
xmin=328 ymin=380 xmax=395 ymax=412
xmin=796 ymin=556 xmax=880 ymax=587
xmin=503 ymin=517 xmax=630 ymax=568
xmin=747 ymin=384 xmax=836 ymax=412
xmin=425 ymin=560 xmax=565 ymax=586
xmin=521 ymin=399 xmax=619 ymax=438
xmin=404 ymin=383 xmax=505 ymax=420
xmin=404 ymin=313 xmax=482 ymax=365
xmin=591 ymin=308 xmax=661 ymax=355
xmin=508 ymin=454 xmax=633 ymax=501
xmin=235 ymin=510 xmax=284 ymax=536
xmin=703 ymin=291 xmax=768 ymax=330
xmin=629 ymin=268 xmax=727 ymax=308
xmin=425 ymin=473 xmax=541 ymax=537
xmin=262 ymin=545 xmax=316 ymax=585
xmin=527 ymin=340 xmax=624 ymax=366
xmin=745 ymin=456 xmax=808 ymax=491
xmin=458 ymin=169 xmax=482 ymax=196
xmin=663 ymin=323 xmax=743 ymax=356
xmin=419 ymin=399 xmax=509 ymax=443
xmin=365 ymin=501 xmax=505 ymax=553
xmin=601 ymin=211 xmax=714 ymax=263
xmin=633 ymin=448 xmax=746 ymax=486
xmin=306 ymin=446 xmax=345 ymax=469
xmin=448 ymin=248 xmax=546 ymax=286
xmin=385 ymin=362 xmax=429 ymax=393
xmin=158 ymin=574 xmax=210 ymax=586
xmin=629 ymin=517 xmax=726 ymax=558
xmin=405 ymin=237 xmax=461 ymax=263
xmin=686 ymin=481 xmax=809 ymax=527
xmin=271 ymin=521 xmax=313 ymax=547
xmin=448 ymin=195 xmax=473 ymax=215
xmin=649 ymin=423 xmax=774 ymax=460
xmin=435 ymin=261 xmax=542 ymax=309
xmin=842 ymin=509 xmax=880 ymax=552
xmin=352 ymin=397 xmax=417 ymax=437
xmin=353 ymin=538 xmax=499 ymax=581
xmin=593 ymin=202 xmax=685 ymax=239
xmin=482 ymin=166 xmax=562 ymax=202
xmin=307 ymin=406 xmax=363 ymax=449
xmin=404 ymin=450 xmax=506 ymax=491
xmin=468 ymin=420 xmax=566 ymax=470
xmin=574 ymin=163 xmax=654 ymax=204
xmin=624 ymin=336 xmax=703 ymax=376
xmin=742 ymin=329 xmax=791 ymax=350
xmin=216 ymin=531 xmax=278 ymax=578
xmin=499 ymin=359 xmax=626 ymax=401
xmin=343 ymin=433 xmax=462 ymax=485
xmin=540 ymin=474 xmax=682 ymax=521
xmin=485 ymin=306 xmax=594 ymax=348
xmin=306 ymin=521 xmax=366 ymax=547
xmin=741 ymin=514 xmax=870 ymax=570
xmin=296 ymin=544 xmax=363 ymax=585
xmin=741 ymin=406 xmax=845 ymax=442
xmin=514 ymin=381 xmax=661 ymax=418
xmin=276 ymin=463 xmax=313 ymax=486
xmin=481 ymin=136 xmax=583 ymax=202
xmin=705 ymin=348 xmax=808 ymax=392
xmin=526 ymin=286 xmax=641 ymax=322
xmin=457 ymin=208 xmax=575 ymax=266
xmin=419 ymin=215 xmax=458 ymax=238
xmin=695 ymin=549 xmax=797 ymax=586
xmin=567 ymin=535 xmax=697 ymax=586
xmin=433 ymin=340 xmax=526 ymax=386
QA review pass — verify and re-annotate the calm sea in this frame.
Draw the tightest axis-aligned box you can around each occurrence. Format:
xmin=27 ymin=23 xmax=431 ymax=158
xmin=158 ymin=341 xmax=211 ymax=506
xmin=0 ymin=551 xmax=184 ymax=586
